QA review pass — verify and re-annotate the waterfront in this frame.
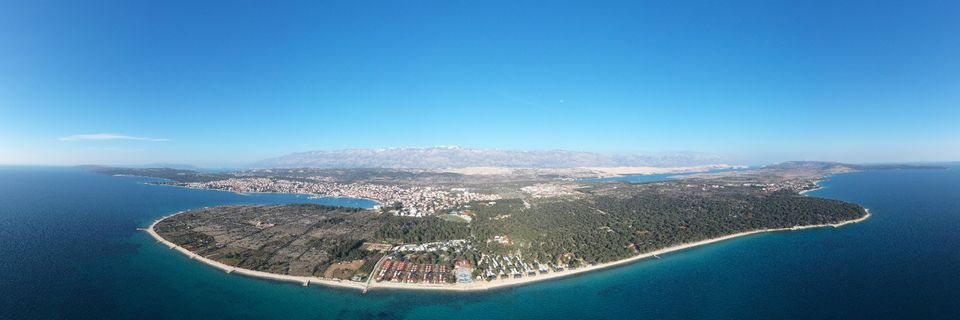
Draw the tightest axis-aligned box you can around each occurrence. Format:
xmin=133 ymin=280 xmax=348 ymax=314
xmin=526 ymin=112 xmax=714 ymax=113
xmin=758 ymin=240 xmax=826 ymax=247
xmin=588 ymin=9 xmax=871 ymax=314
xmin=1 ymin=166 xmax=958 ymax=319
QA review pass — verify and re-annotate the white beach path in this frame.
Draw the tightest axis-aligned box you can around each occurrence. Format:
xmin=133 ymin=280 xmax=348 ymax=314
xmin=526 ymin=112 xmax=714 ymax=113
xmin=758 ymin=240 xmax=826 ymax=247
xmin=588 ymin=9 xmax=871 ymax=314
xmin=145 ymin=208 xmax=869 ymax=292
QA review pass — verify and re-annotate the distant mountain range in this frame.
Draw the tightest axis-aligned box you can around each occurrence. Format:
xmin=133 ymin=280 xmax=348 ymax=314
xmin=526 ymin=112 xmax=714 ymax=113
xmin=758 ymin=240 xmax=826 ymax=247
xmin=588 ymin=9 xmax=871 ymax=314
xmin=251 ymin=147 xmax=731 ymax=169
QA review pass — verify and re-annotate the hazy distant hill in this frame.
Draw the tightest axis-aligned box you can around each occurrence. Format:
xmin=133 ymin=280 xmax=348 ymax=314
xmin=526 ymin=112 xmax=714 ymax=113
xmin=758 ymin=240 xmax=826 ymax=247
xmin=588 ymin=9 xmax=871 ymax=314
xmin=252 ymin=147 xmax=728 ymax=169
xmin=765 ymin=161 xmax=947 ymax=171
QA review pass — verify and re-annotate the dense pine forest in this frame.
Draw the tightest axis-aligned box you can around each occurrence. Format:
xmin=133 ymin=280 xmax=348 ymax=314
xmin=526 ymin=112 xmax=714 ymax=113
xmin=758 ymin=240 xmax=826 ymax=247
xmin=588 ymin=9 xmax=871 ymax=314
xmin=156 ymin=178 xmax=867 ymax=281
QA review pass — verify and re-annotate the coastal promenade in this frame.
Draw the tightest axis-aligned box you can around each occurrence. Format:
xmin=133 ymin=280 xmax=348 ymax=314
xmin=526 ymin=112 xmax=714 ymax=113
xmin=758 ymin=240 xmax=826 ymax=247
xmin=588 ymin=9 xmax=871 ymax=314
xmin=145 ymin=209 xmax=870 ymax=292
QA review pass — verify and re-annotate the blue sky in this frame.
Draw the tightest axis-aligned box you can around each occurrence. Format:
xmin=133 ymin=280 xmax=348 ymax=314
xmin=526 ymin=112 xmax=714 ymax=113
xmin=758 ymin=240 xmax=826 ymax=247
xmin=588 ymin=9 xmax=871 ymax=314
xmin=1 ymin=0 xmax=958 ymax=166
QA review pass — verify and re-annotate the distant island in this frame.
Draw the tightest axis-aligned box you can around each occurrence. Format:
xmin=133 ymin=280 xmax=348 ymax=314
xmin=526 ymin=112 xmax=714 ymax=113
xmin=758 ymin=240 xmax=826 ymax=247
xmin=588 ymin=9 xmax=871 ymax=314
xmin=105 ymin=161 xmax=942 ymax=291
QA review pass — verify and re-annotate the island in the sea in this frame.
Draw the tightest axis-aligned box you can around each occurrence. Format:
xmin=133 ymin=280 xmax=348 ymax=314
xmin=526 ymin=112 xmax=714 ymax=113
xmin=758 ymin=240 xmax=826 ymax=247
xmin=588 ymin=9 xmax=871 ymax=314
xmin=93 ymin=161 xmax=935 ymax=292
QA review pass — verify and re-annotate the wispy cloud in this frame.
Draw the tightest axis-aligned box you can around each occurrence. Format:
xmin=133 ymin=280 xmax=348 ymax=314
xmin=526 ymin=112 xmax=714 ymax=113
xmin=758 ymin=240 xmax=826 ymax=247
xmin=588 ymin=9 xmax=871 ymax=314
xmin=58 ymin=133 xmax=170 ymax=142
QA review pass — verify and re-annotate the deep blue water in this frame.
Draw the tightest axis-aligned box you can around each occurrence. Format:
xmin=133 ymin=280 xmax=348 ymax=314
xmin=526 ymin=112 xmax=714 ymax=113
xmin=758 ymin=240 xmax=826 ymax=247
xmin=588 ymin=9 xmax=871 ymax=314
xmin=1 ymin=166 xmax=958 ymax=319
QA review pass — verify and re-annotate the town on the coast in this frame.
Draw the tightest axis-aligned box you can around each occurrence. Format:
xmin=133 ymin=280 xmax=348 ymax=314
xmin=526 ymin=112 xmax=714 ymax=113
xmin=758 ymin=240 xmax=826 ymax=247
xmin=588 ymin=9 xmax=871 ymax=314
xmin=179 ymin=177 xmax=501 ymax=216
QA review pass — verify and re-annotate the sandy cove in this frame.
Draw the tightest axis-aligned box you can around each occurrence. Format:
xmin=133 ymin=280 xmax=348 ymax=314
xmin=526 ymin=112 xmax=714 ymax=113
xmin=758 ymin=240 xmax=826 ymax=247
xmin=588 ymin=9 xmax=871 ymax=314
xmin=145 ymin=208 xmax=870 ymax=293
xmin=799 ymin=180 xmax=825 ymax=195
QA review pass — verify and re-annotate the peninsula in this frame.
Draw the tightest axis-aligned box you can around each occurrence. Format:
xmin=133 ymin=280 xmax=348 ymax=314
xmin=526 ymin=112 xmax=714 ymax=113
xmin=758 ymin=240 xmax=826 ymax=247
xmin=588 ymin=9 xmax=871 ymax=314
xmin=108 ymin=161 xmax=912 ymax=292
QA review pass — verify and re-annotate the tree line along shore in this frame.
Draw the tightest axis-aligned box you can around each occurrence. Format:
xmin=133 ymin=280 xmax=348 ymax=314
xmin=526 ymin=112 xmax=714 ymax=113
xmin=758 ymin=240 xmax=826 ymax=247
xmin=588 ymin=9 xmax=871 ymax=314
xmin=146 ymin=207 xmax=869 ymax=292
xmin=147 ymin=163 xmax=872 ymax=291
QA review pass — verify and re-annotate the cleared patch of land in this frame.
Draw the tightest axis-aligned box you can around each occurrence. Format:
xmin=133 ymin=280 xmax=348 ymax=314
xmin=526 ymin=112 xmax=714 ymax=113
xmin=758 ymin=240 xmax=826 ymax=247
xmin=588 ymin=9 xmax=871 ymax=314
xmin=323 ymin=259 xmax=366 ymax=279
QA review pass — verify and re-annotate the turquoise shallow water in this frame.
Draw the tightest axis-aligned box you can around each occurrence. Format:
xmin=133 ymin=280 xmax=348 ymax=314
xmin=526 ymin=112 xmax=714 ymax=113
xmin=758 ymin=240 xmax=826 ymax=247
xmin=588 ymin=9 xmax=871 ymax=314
xmin=1 ymin=166 xmax=958 ymax=319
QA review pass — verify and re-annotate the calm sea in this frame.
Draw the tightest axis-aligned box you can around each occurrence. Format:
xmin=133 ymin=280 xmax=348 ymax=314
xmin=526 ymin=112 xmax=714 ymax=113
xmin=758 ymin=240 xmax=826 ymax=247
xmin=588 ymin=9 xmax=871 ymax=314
xmin=1 ymin=166 xmax=958 ymax=319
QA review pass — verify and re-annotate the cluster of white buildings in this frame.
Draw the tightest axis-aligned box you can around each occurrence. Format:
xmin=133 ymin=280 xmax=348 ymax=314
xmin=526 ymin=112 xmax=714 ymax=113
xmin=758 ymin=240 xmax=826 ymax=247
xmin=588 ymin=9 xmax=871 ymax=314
xmin=685 ymin=181 xmax=818 ymax=193
xmin=394 ymin=239 xmax=468 ymax=253
xmin=478 ymin=254 xmax=559 ymax=281
xmin=177 ymin=177 xmax=499 ymax=216
xmin=521 ymin=183 xmax=577 ymax=198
